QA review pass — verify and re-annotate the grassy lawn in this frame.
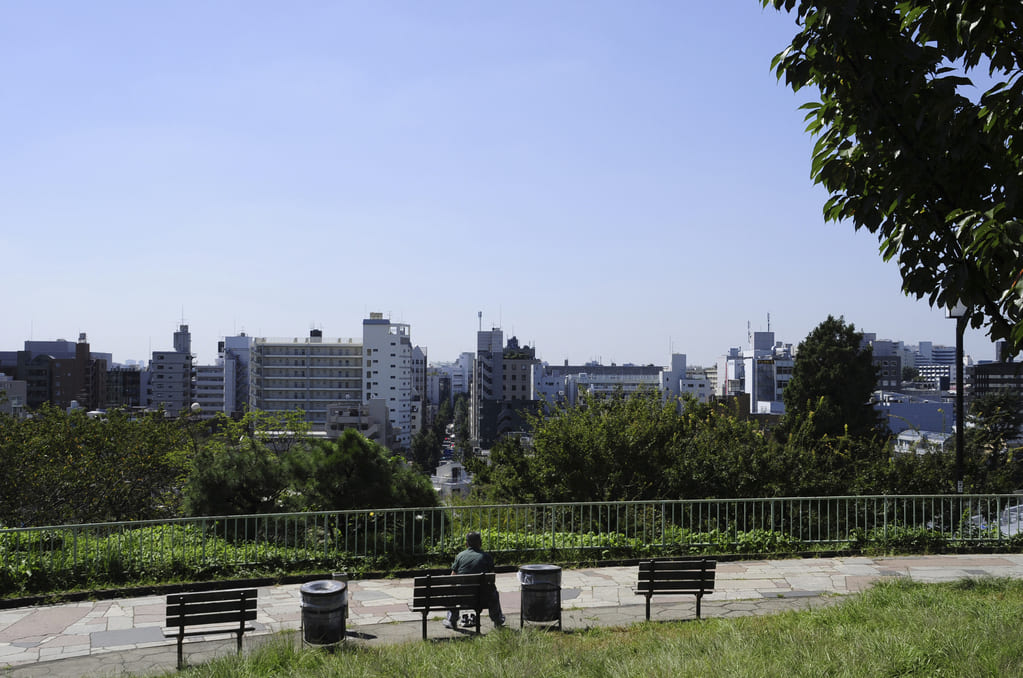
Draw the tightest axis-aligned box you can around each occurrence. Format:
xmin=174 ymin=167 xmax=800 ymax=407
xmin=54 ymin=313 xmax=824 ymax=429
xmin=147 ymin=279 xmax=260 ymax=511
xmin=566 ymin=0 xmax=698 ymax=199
xmin=176 ymin=578 xmax=1023 ymax=678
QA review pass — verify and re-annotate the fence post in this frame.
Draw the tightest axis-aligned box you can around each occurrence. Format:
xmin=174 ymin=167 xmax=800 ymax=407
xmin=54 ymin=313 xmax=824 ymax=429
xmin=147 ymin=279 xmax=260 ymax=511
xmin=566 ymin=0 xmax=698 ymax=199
xmin=550 ymin=505 xmax=557 ymax=558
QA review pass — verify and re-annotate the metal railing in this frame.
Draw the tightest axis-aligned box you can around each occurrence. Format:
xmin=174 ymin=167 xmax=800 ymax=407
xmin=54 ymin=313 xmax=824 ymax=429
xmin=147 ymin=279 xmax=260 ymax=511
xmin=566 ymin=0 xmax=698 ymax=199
xmin=1 ymin=495 xmax=1021 ymax=584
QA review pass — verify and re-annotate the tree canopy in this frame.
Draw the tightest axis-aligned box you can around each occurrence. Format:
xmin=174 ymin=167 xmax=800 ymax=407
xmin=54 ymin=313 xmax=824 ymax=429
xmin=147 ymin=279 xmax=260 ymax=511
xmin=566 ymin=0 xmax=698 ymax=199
xmin=0 ymin=406 xmax=188 ymax=526
xmin=965 ymin=389 xmax=1023 ymax=491
xmin=781 ymin=315 xmax=882 ymax=439
xmin=183 ymin=416 xmax=438 ymax=516
xmin=300 ymin=430 xmax=437 ymax=511
xmin=764 ymin=1 xmax=1023 ymax=355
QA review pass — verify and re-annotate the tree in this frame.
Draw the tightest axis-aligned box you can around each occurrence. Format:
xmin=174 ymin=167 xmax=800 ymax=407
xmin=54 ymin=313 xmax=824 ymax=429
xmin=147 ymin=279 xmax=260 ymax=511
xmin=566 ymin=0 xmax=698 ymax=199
xmin=182 ymin=412 xmax=307 ymax=516
xmin=781 ymin=315 xmax=882 ymax=440
xmin=301 ymin=430 xmax=437 ymax=510
xmin=965 ymin=389 xmax=1023 ymax=491
xmin=764 ymin=1 xmax=1023 ymax=354
xmin=409 ymin=428 xmax=442 ymax=473
xmin=471 ymin=389 xmax=688 ymax=503
xmin=0 ymin=405 xmax=188 ymax=526
xmin=453 ymin=393 xmax=470 ymax=444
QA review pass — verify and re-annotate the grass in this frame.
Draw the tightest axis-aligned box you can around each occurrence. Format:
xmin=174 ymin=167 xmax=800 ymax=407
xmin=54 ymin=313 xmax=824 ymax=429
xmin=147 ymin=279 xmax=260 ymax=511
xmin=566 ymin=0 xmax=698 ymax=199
xmin=173 ymin=577 xmax=1023 ymax=678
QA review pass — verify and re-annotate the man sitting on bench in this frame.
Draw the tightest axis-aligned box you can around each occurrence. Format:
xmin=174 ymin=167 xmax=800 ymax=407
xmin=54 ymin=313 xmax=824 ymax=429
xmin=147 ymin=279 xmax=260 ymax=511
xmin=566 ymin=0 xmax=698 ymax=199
xmin=444 ymin=531 xmax=506 ymax=629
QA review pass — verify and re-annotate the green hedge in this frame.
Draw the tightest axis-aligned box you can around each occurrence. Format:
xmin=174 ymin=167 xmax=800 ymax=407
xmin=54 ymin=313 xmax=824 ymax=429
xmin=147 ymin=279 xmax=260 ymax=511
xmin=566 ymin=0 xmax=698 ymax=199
xmin=2 ymin=523 xmax=1021 ymax=598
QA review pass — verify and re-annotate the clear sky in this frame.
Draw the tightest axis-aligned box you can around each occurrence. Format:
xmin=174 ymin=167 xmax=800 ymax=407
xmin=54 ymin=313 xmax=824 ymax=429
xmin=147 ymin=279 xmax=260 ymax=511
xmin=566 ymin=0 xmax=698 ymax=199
xmin=1 ymin=1 xmax=1000 ymax=367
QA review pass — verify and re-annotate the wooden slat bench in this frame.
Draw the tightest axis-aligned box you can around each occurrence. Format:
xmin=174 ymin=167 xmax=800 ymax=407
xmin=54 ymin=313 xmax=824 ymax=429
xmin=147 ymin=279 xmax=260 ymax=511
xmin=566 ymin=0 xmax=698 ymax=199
xmin=165 ymin=588 xmax=258 ymax=670
xmin=635 ymin=557 xmax=716 ymax=621
xmin=410 ymin=572 xmax=495 ymax=639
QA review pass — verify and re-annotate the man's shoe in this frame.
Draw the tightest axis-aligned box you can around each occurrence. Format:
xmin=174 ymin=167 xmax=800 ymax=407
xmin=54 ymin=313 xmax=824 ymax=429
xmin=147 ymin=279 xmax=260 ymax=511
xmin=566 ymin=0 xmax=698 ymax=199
xmin=442 ymin=619 xmax=454 ymax=629
xmin=494 ymin=615 xmax=506 ymax=627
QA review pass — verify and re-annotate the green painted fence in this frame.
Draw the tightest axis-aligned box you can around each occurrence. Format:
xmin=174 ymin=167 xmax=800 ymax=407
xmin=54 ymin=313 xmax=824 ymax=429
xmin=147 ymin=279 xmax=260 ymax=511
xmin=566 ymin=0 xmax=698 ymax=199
xmin=1 ymin=495 xmax=1020 ymax=580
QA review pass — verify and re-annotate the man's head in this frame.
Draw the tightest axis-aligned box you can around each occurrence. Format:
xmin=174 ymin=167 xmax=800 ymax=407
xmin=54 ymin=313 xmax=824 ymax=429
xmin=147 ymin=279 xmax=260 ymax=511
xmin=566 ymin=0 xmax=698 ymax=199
xmin=466 ymin=532 xmax=482 ymax=549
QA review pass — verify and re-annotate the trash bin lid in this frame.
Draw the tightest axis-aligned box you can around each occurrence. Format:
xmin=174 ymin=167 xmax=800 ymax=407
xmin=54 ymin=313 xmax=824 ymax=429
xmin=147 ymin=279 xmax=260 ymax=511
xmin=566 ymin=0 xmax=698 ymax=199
xmin=300 ymin=579 xmax=347 ymax=596
xmin=518 ymin=563 xmax=561 ymax=586
xmin=519 ymin=564 xmax=561 ymax=574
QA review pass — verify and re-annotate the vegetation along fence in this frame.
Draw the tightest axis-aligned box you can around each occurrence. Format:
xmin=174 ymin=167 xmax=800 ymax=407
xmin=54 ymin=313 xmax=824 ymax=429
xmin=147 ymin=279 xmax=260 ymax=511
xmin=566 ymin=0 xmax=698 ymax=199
xmin=1 ymin=495 xmax=1021 ymax=595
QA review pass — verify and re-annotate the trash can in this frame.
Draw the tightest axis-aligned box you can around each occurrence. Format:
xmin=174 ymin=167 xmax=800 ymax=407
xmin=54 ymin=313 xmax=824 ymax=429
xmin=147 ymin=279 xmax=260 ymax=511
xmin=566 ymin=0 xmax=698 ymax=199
xmin=518 ymin=564 xmax=562 ymax=630
xmin=300 ymin=579 xmax=347 ymax=645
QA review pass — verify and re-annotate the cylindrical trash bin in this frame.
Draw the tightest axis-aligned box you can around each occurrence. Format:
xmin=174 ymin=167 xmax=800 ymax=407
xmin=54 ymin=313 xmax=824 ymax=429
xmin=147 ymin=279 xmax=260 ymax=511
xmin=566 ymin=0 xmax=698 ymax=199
xmin=519 ymin=564 xmax=562 ymax=629
xmin=300 ymin=579 xmax=347 ymax=645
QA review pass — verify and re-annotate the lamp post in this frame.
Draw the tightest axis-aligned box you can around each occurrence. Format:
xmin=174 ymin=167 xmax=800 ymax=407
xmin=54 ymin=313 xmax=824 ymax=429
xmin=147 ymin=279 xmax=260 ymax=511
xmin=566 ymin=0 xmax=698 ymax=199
xmin=185 ymin=402 xmax=202 ymax=455
xmin=946 ymin=304 xmax=969 ymax=494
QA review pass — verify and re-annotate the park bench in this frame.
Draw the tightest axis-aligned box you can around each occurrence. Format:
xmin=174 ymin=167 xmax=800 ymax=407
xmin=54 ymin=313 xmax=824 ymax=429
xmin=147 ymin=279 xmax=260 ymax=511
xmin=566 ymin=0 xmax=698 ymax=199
xmin=635 ymin=557 xmax=716 ymax=621
xmin=410 ymin=572 xmax=495 ymax=639
xmin=164 ymin=588 xmax=258 ymax=670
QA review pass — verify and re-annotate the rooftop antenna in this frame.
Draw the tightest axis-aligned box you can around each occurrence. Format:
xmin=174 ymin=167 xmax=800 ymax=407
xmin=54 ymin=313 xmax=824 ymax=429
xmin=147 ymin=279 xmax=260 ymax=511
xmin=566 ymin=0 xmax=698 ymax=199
xmin=478 ymin=311 xmax=482 ymax=332
xmin=767 ymin=312 xmax=771 ymax=333
xmin=747 ymin=321 xmax=752 ymax=346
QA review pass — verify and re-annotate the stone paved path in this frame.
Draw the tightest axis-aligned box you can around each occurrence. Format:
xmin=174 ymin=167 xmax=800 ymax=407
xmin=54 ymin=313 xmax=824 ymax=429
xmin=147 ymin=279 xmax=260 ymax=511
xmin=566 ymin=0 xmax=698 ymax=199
xmin=2 ymin=554 xmax=1022 ymax=677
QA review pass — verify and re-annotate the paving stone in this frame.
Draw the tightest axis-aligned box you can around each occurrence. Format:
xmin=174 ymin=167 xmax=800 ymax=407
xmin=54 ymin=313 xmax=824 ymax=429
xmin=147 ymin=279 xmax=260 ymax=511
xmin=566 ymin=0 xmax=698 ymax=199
xmin=91 ymin=627 xmax=165 ymax=648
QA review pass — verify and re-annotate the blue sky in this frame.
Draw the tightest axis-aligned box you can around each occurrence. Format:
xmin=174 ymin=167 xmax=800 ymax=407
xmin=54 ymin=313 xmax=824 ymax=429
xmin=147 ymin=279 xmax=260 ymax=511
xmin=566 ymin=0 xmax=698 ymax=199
xmin=1 ymin=1 xmax=999 ymax=366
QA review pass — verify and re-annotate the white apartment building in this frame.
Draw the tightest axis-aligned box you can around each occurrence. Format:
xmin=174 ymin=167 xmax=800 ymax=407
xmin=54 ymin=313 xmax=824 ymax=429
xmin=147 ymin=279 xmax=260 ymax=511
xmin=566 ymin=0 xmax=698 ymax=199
xmin=193 ymin=364 xmax=225 ymax=418
xmin=363 ymin=314 xmax=414 ymax=449
xmin=660 ymin=354 xmax=712 ymax=404
xmin=249 ymin=329 xmax=363 ymax=431
xmin=741 ymin=331 xmax=793 ymax=415
xmin=237 ymin=315 xmax=423 ymax=448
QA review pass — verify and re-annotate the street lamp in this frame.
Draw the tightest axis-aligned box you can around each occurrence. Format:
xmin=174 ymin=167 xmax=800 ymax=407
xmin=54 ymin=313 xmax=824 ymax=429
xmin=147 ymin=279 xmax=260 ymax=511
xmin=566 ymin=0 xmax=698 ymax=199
xmin=946 ymin=303 xmax=969 ymax=494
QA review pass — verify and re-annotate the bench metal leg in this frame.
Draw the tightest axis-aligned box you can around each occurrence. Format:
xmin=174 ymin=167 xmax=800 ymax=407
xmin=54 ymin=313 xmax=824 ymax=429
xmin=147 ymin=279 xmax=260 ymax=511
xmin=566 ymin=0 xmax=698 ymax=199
xmin=695 ymin=593 xmax=702 ymax=619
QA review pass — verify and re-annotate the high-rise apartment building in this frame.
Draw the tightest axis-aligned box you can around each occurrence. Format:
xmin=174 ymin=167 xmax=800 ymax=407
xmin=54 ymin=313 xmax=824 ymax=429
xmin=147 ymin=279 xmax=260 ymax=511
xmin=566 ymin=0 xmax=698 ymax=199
xmin=222 ymin=334 xmax=253 ymax=418
xmin=193 ymin=363 xmax=225 ymax=417
xmin=247 ymin=314 xmax=420 ymax=448
xmin=249 ymin=329 xmax=363 ymax=430
xmin=363 ymin=314 xmax=414 ymax=449
xmin=147 ymin=325 xmax=194 ymax=415
xmin=470 ymin=330 xmax=540 ymax=448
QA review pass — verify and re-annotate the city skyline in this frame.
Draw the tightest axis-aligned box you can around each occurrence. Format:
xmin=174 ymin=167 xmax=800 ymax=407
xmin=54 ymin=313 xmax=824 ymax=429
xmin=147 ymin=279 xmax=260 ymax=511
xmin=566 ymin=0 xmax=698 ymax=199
xmin=2 ymin=2 xmax=1001 ymax=368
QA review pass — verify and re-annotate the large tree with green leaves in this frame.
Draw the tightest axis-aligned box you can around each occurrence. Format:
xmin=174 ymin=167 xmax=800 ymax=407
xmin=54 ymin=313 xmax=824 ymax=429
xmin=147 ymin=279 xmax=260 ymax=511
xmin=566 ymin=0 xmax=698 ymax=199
xmin=764 ymin=1 xmax=1023 ymax=355
xmin=781 ymin=315 xmax=882 ymax=440
xmin=301 ymin=430 xmax=437 ymax=510
xmin=182 ymin=410 xmax=312 ymax=516
xmin=473 ymin=390 xmax=793 ymax=503
xmin=965 ymin=389 xmax=1023 ymax=491
xmin=0 ymin=406 xmax=188 ymax=526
